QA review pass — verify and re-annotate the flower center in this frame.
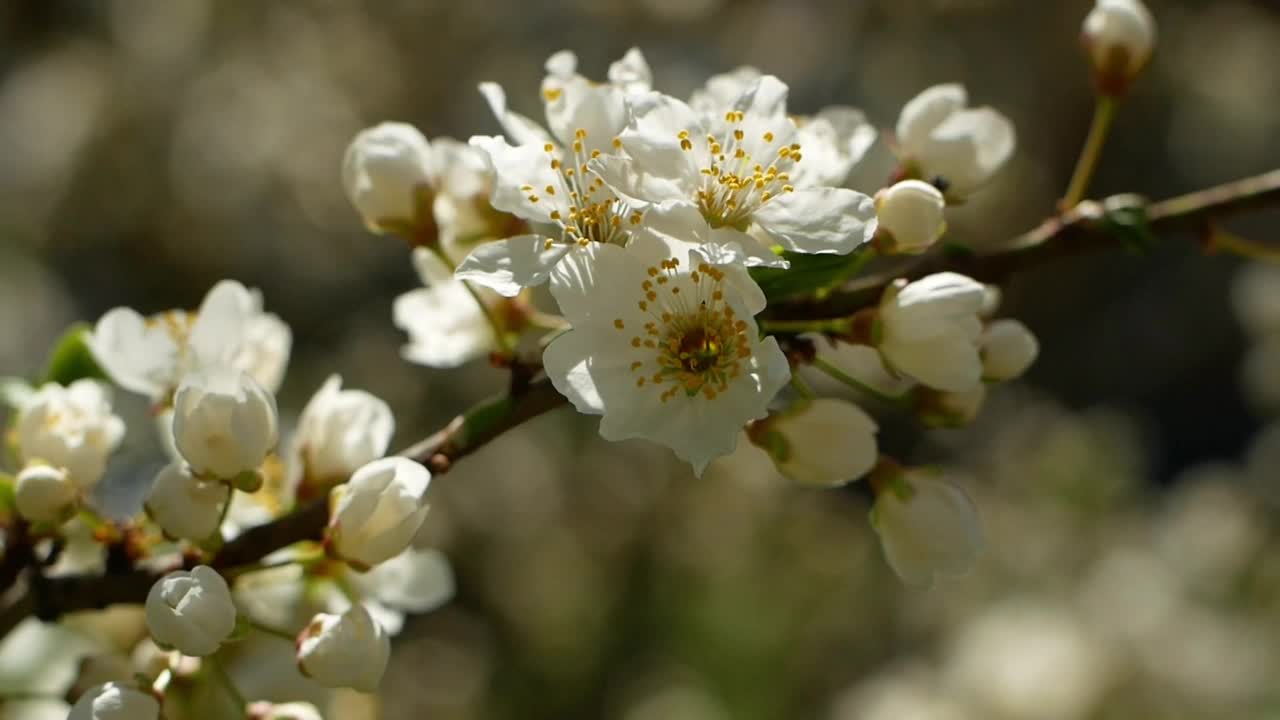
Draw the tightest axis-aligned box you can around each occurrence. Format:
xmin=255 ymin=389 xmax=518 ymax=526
xmin=680 ymin=111 xmax=799 ymax=229
xmin=524 ymin=128 xmax=640 ymax=249
xmin=615 ymin=258 xmax=753 ymax=403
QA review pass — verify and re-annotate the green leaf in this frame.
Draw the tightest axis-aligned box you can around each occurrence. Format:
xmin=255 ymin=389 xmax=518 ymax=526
xmin=41 ymin=323 xmax=106 ymax=386
xmin=1102 ymin=200 xmax=1156 ymax=254
xmin=750 ymin=251 xmax=869 ymax=302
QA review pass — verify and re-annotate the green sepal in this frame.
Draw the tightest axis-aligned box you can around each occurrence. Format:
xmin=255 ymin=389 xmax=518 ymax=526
xmin=1102 ymin=199 xmax=1157 ymax=254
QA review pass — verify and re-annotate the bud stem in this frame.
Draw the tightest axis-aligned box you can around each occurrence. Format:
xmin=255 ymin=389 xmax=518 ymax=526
xmin=759 ymin=317 xmax=854 ymax=336
xmin=1062 ymin=97 xmax=1118 ymax=210
xmin=208 ymin=655 xmax=247 ymax=711
xmin=1203 ymin=225 xmax=1280 ymax=264
xmin=426 ymin=246 xmax=516 ymax=357
xmin=810 ymin=357 xmax=909 ymax=406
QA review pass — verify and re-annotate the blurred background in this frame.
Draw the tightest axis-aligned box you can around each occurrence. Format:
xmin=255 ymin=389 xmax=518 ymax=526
xmin=2 ymin=0 xmax=1280 ymax=718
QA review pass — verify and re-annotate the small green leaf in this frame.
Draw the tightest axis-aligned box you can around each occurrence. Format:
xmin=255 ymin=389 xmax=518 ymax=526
xmin=41 ymin=323 xmax=107 ymax=386
xmin=1102 ymin=199 xmax=1156 ymax=254
xmin=750 ymin=251 xmax=869 ymax=302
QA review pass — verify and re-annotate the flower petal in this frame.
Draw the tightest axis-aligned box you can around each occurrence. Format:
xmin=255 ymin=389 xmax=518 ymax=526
xmin=477 ymin=82 xmax=552 ymax=146
xmin=896 ymin=83 xmax=967 ymax=155
xmin=455 ymin=234 xmax=573 ymax=296
xmin=469 ymin=135 xmax=562 ymax=225
xmin=752 ymin=188 xmax=876 ymax=255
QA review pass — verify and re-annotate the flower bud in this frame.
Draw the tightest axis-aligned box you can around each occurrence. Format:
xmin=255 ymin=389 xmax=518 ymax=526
xmin=144 ymin=462 xmax=231 ymax=541
xmin=980 ymin=319 xmax=1039 ymax=381
xmin=750 ymin=399 xmax=879 ymax=487
xmin=342 ymin=122 xmax=435 ymax=232
xmin=296 ymin=604 xmax=390 ymax=693
xmin=870 ymin=469 xmax=983 ymax=586
xmin=68 ymin=682 xmax=160 ymax=720
xmin=247 ymin=701 xmax=324 ymax=720
xmin=145 ymin=565 xmax=237 ymax=656
xmin=14 ymin=464 xmax=79 ymax=525
xmin=877 ymin=273 xmax=986 ymax=393
xmin=873 ymin=180 xmax=947 ymax=255
xmin=915 ymin=385 xmax=987 ymax=428
xmin=1082 ymin=0 xmax=1156 ymax=96
xmin=326 ymin=457 xmax=432 ymax=571
xmin=172 ymin=366 xmax=278 ymax=481
xmin=15 ymin=379 xmax=124 ymax=491
xmin=289 ymin=375 xmax=394 ymax=492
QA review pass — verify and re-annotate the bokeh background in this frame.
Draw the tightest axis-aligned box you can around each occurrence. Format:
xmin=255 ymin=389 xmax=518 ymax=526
xmin=2 ymin=0 xmax=1280 ymax=718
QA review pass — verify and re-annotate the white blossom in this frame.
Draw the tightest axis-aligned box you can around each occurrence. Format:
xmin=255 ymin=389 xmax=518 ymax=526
xmin=68 ymin=683 xmax=160 ymax=720
xmin=917 ymin=384 xmax=987 ymax=428
xmin=597 ymin=79 xmax=876 ymax=265
xmin=342 ymin=121 xmax=435 ymax=231
xmin=248 ymin=701 xmax=324 ymax=720
xmin=145 ymin=565 xmax=237 ymax=656
xmin=144 ymin=462 xmax=230 ymax=541
xmin=87 ymin=280 xmax=290 ymax=400
xmin=1082 ymin=0 xmax=1156 ymax=89
xmin=895 ymin=84 xmax=1015 ymax=199
xmin=458 ymin=49 xmax=647 ymax=295
xmin=1231 ymin=262 xmax=1280 ymax=337
xmin=347 ymin=547 xmax=456 ymax=636
xmin=296 ymin=603 xmax=390 ymax=693
xmin=171 ymin=366 xmax=278 ymax=482
xmin=542 ymin=235 xmax=790 ymax=473
xmin=14 ymin=464 xmax=79 ymax=525
xmin=288 ymin=375 xmax=394 ymax=491
xmin=394 ymin=247 xmax=500 ymax=368
xmin=872 ymin=180 xmax=947 ymax=254
xmin=980 ymin=319 xmax=1039 ymax=381
xmin=877 ymin=273 xmax=986 ymax=393
xmin=752 ymin=399 xmax=879 ymax=487
xmin=15 ymin=379 xmax=124 ymax=490
xmin=871 ymin=471 xmax=983 ymax=586
xmin=327 ymin=457 xmax=433 ymax=571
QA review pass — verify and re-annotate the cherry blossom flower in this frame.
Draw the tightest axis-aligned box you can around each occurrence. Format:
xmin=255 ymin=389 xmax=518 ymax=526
xmin=171 ymin=366 xmax=279 ymax=484
xmin=871 ymin=470 xmax=984 ymax=586
xmin=14 ymin=464 xmax=79 ymax=525
xmin=15 ymin=379 xmax=124 ymax=491
xmin=895 ymin=84 xmax=1015 ymax=199
xmin=68 ymin=683 xmax=160 ymax=720
xmin=287 ymin=374 xmax=394 ymax=491
xmin=980 ymin=319 xmax=1040 ymax=381
xmin=326 ymin=457 xmax=433 ymax=571
xmin=296 ymin=603 xmax=390 ymax=693
xmin=749 ymin=398 xmax=879 ymax=487
xmin=1082 ymin=0 xmax=1156 ymax=93
xmin=145 ymin=565 xmax=238 ymax=656
xmin=144 ymin=462 xmax=230 ymax=541
xmin=872 ymin=179 xmax=947 ymax=254
xmin=877 ymin=272 xmax=987 ymax=393
xmin=394 ymin=247 xmax=502 ymax=368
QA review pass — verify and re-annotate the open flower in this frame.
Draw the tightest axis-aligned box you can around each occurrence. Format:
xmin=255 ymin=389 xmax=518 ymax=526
xmin=68 ymin=683 xmax=160 ymax=720
xmin=145 ymin=566 xmax=238 ymax=656
xmin=394 ymin=247 xmax=502 ymax=368
xmin=288 ymin=375 xmax=394 ymax=492
xmin=248 ymin=702 xmax=324 ymax=720
xmin=326 ymin=457 xmax=433 ymax=571
xmin=88 ymin=279 xmax=291 ymax=401
xmin=596 ymin=79 xmax=876 ymax=266
xmin=895 ymin=84 xmax=1015 ymax=199
xmin=876 ymin=272 xmax=987 ymax=393
xmin=296 ymin=603 xmax=391 ymax=693
xmin=749 ymin=398 xmax=879 ymax=487
xmin=543 ymin=235 xmax=790 ymax=473
xmin=172 ymin=366 xmax=279 ymax=483
xmin=870 ymin=470 xmax=984 ymax=586
xmin=457 ymin=49 xmax=650 ymax=296
xmin=15 ymin=379 xmax=124 ymax=491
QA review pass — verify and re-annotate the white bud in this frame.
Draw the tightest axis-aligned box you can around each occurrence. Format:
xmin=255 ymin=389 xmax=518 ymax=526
xmin=877 ymin=272 xmax=986 ymax=393
xmin=1082 ymin=0 xmax=1156 ymax=93
xmin=145 ymin=566 xmax=237 ymax=656
xmin=871 ymin=471 xmax=983 ymax=586
xmin=327 ymin=457 xmax=432 ymax=570
xmin=895 ymin=84 xmax=1015 ymax=198
xmin=68 ymin=683 xmax=160 ymax=720
xmin=342 ymin=122 xmax=435 ymax=231
xmin=144 ymin=462 xmax=231 ymax=541
xmin=296 ymin=604 xmax=390 ymax=693
xmin=752 ymin=399 xmax=879 ymax=487
xmin=172 ymin=366 xmax=278 ymax=481
xmin=289 ymin=375 xmax=394 ymax=490
xmin=14 ymin=464 xmax=79 ymax=525
xmin=873 ymin=180 xmax=947 ymax=254
xmin=15 ymin=379 xmax=124 ymax=490
xmin=248 ymin=701 xmax=324 ymax=720
xmin=980 ymin=319 xmax=1039 ymax=381
xmin=917 ymin=385 xmax=987 ymax=428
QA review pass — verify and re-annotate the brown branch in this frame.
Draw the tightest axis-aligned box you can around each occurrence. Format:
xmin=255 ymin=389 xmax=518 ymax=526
xmin=766 ymin=168 xmax=1280 ymax=321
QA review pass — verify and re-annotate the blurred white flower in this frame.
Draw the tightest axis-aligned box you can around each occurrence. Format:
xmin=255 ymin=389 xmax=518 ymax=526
xmin=599 ymin=79 xmax=876 ymax=264
xmin=172 ymin=366 xmax=278 ymax=483
xmin=895 ymin=84 xmax=1015 ymax=199
xmin=288 ymin=374 xmax=394 ymax=491
xmin=543 ymin=236 xmax=790 ymax=474
xmin=877 ymin=273 xmax=986 ymax=393
xmin=15 ymin=379 xmax=124 ymax=491
xmin=145 ymin=565 xmax=237 ymax=656
xmin=394 ymin=247 xmax=500 ymax=368
xmin=872 ymin=180 xmax=947 ymax=255
xmin=342 ymin=121 xmax=435 ymax=232
xmin=296 ymin=604 xmax=390 ymax=693
xmin=979 ymin=319 xmax=1039 ymax=381
xmin=1230 ymin=262 xmax=1280 ymax=337
xmin=248 ymin=701 xmax=324 ymax=720
xmin=347 ymin=547 xmax=456 ymax=636
xmin=67 ymin=682 xmax=159 ymax=720
xmin=1082 ymin=0 xmax=1156 ymax=92
xmin=458 ymin=49 xmax=646 ymax=295
xmin=144 ymin=462 xmax=230 ymax=541
xmin=327 ymin=457 xmax=433 ymax=571
xmin=88 ymin=279 xmax=290 ymax=400
xmin=916 ymin=384 xmax=987 ymax=428
xmin=14 ymin=464 xmax=79 ymax=525
xmin=870 ymin=470 xmax=983 ymax=586
xmin=751 ymin=398 xmax=878 ymax=487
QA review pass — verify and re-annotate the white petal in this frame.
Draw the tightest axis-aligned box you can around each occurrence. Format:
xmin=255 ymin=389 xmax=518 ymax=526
xmin=873 ymin=474 xmax=983 ymax=586
xmin=618 ymin=91 xmax=703 ymax=197
xmin=791 ymin=106 xmax=877 ymax=187
xmin=469 ymin=135 xmax=562 ymax=224
xmin=752 ymin=188 xmax=877 ymax=255
xmin=734 ymin=75 xmax=790 ymax=120
xmin=607 ymin=47 xmax=652 ymax=94
xmin=357 ymin=548 xmax=455 ymax=614
xmin=776 ymin=399 xmax=879 ymax=486
xmin=689 ymin=66 xmax=763 ymax=114
xmin=896 ymin=83 xmax=968 ymax=155
xmin=477 ymin=82 xmax=551 ymax=146
xmin=881 ymin=331 xmax=983 ymax=393
xmin=455 ymin=234 xmax=573 ymax=296
xmin=923 ymin=107 xmax=1015 ymax=193
xmin=188 ymin=280 xmax=255 ymax=368
xmin=393 ymin=283 xmax=496 ymax=368
xmin=547 ymin=242 xmax=649 ymax=327
xmin=87 ymin=307 xmax=179 ymax=398
xmin=410 ymin=246 xmax=453 ymax=287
